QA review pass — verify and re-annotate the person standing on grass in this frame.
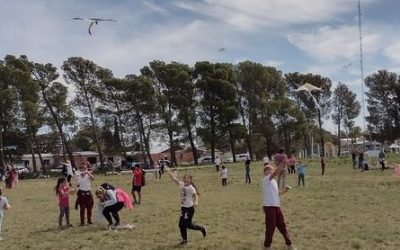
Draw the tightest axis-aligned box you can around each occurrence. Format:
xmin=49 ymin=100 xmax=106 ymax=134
xmin=262 ymin=163 xmax=297 ymax=250
xmin=245 ymin=153 xmax=251 ymax=184
xmin=62 ymin=160 xmax=74 ymax=186
xmin=220 ymin=165 xmax=228 ymax=186
xmin=131 ymin=164 xmax=145 ymax=205
xmin=75 ymin=164 xmax=94 ymax=226
xmin=215 ymin=156 xmax=222 ymax=172
xmin=358 ymin=150 xmax=364 ymax=170
xmin=296 ymin=162 xmax=305 ymax=187
xmin=55 ymin=177 xmax=75 ymax=228
xmin=0 ymin=187 xmax=11 ymax=241
xmin=378 ymin=150 xmax=385 ymax=171
xmin=275 ymin=148 xmax=288 ymax=189
xmin=320 ymin=155 xmax=326 ymax=175
xmin=165 ymin=166 xmax=207 ymax=245
xmin=288 ymin=154 xmax=296 ymax=174
xmin=351 ymin=150 xmax=357 ymax=169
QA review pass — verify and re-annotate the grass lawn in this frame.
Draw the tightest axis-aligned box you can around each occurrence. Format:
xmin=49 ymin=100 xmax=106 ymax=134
xmin=1 ymin=157 xmax=400 ymax=250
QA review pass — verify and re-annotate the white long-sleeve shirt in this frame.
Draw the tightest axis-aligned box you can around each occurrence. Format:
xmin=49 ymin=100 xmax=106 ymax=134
xmin=102 ymin=190 xmax=118 ymax=207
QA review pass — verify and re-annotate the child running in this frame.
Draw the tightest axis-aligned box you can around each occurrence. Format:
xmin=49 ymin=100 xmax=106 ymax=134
xmin=262 ymin=162 xmax=297 ymax=250
xmin=54 ymin=177 xmax=74 ymax=228
xmin=0 ymin=187 xmax=11 ymax=241
xmin=165 ymin=166 xmax=207 ymax=245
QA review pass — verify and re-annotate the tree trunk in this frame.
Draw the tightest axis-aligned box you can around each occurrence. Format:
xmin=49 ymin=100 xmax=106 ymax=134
xmin=229 ymin=131 xmax=236 ymax=162
xmin=210 ymin=107 xmax=216 ymax=163
xmin=337 ymin=121 xmax=341 ymax=156
xmin=41 ymin=90 xmax=76 ymax=169
xmin=115 ymin=102 xmax=127 ymax=159
xmin=32 ymin=132 xmax=44 ymax=174
xmin=318 ymin=110 xmax=325 ymax=156
xmin=86 ymin=94 xmax=104 ymax=166
xmin=136 ymin=112 xmax=153 ymax=166
xmin=30 ymin=144 xmax=38 ymax=173
xmin=0 ymin=130 xmax=5 ymax=170
xmin=185 ymin=116 xmax=198 ymax=165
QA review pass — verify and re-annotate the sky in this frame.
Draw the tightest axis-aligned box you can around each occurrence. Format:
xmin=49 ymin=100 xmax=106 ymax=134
xmin=2 ymin=0 xmax=400 ymax=136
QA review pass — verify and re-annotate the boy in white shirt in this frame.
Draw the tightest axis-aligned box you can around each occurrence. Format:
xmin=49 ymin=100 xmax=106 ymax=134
xmin=220 ymin=165 xmax=228 ymax=186
xmin=0 ymin=187 xmax=11 ymax=241
xmin=262 ymin=163 xmax=297 ymax=250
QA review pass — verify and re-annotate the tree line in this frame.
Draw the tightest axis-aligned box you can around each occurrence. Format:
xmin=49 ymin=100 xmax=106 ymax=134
xmin=4 ymin=54 xmax=390 ymax=173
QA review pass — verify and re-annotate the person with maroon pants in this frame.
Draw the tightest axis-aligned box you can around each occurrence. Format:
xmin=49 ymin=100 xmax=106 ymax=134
xmin=262 ymin=162 xmax=297 ymax=250
xmin=75 ymin=165 xmax=94 ymax=226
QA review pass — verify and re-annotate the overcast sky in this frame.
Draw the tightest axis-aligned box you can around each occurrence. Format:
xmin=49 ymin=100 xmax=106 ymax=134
xmin=2 ymin=0 xmax=400 ymax=137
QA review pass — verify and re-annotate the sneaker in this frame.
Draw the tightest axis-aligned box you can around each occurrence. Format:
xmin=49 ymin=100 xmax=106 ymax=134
xmin=87 ymin=221 xmax=93 ymax=225
xmin=114 ymin=222 xmax=120 ymax=227
xmin=286 ymin=245 xmax=297 ymax=250
xmin=179 ymin=240 xmax=188 ymax=245
xmin=67 ymin=224 xmax=73 ymax=228
xmin=201 ymin=226 xmax=207 ymax=238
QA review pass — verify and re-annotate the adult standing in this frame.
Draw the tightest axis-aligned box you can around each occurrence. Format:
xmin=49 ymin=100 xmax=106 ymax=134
xmin=275 ymin=149 xmax=288 ymax=190
xmin=63 ymin=160 xmax=74 ymax=187
xmin=320 ymin=155 xmax=326 ymax=175
xmin=215 ymin=156 xmax=222 ymax=172
xmin=358 ymin=150 xmax=364 ymax=171
xmin=287 ymin=154 xmax=296 ymax=174
xmin=378 ymin=150 xmax=385 ymax=171
xmin=351 ymin=151 xmax=357 ymax=169
xmin=75 ymin=164 xmax=94 ymax=226
xmin=131 ymin=164 xmax=145 ymax=205
xmin=245 ymin=154 xmax=251 ymax=184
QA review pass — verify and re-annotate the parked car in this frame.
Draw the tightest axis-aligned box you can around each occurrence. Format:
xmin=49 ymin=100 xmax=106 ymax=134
xmin=225 ymin=154 xmax=249 ymax=163
xmin=197 ymin=156 xmax=213 ymax=164
xmin=50 ymin=165 xmax=64 ymax=173
xmin=15 ymin=165 xmax=30 ymax=174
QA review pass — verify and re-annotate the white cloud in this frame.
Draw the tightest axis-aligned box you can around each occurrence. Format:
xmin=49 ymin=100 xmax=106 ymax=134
xmin=174 ymin=0 xmax=367 ymax=31
xmin=288 ymin=25 xmax=383 ymax=62
xmin=142 ymin=1 xmax=169 ymax=14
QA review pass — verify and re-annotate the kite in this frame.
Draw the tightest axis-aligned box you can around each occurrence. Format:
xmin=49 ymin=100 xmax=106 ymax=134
xmin=295 ymin=83 xmax=322 ymax=110
xmin=218 ymin=48 xmax=226 ymax=52
xmin=342 ymin=62 xmax=352 ymax=69
xmin=71 ymin=17 xmax=118 ymax=35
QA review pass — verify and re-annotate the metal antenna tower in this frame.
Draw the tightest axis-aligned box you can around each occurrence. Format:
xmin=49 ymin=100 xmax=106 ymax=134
xmin=358 ymin=0 xmax=367 ymax=147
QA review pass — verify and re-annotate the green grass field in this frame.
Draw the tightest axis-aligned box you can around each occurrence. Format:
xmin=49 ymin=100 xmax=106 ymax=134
xmin=1 ymin=157 xmax=400 ymax=250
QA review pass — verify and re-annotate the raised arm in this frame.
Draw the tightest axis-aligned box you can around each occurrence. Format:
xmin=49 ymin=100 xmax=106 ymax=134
xmin=86 ymin=171 xmax=94 ymax=181
xmin=165 ymin=166 xmax=180 ymax=185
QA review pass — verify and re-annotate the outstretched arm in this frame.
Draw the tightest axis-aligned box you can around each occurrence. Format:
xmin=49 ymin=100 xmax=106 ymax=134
xmin=279 ymin=186 xmax=290 ymax=196
xmin=165 ymin=166 xmax=179 ymax=185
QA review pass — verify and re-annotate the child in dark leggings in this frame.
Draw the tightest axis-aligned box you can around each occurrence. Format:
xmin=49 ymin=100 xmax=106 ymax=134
xmin=165 ymin=166 xmax=207 ymax=245
xmin=95 ymin=187 xmax=124 ymax=228
xmin=54 ymin=177 xmax=74 ymax=228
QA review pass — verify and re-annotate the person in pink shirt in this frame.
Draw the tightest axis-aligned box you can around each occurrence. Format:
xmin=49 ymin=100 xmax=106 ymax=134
xmin=274 ymin=148 xmax=288 ymax=190
xmin=54 ymin=177 xmax=75 ymax=228
xmin=287 ymin=154 xmax=296 ymax=174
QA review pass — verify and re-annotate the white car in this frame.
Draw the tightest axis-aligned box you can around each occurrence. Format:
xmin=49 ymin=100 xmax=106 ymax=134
xmin=197 ymin=156 xmax=213 ymax=164
xmin=225 ymin=154 xmax=249 ymax=163
xmin=15 ymin=165 xmax=30 ymax=174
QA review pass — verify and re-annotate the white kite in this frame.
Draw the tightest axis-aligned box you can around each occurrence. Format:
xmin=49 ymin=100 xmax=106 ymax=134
xmin=71 ymin=17 xmax=118 ymax=35
xmin=295 ymin=83 xmax=322 ymax=110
